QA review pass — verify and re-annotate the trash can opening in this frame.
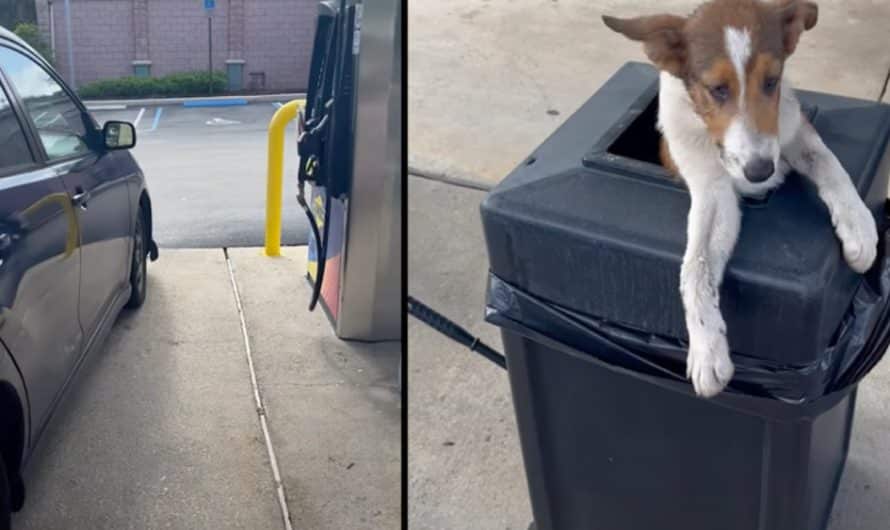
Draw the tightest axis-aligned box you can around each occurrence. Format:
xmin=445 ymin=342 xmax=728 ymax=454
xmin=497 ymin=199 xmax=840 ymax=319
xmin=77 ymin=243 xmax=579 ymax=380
xmin=606 ymin=96 xmax=663 ymax=168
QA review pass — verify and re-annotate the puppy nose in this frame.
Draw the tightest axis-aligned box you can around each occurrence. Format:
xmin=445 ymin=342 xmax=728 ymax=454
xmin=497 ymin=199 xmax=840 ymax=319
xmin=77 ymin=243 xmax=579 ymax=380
xmin=743 ymin=159 xmax=775 ymax=183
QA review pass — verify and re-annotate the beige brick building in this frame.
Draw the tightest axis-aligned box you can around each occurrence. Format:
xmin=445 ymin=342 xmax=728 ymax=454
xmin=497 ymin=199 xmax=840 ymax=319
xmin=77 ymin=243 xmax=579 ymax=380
xmin=35 ymin=0 xmax=317 ymax=91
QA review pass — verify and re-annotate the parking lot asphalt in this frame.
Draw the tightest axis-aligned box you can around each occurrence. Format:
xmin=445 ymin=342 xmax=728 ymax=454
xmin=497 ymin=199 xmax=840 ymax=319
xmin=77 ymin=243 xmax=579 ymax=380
xmin=13 ymin=248 xmax=401 ymax=530
xmin=89 ymin=101 xmax=308 ymax=249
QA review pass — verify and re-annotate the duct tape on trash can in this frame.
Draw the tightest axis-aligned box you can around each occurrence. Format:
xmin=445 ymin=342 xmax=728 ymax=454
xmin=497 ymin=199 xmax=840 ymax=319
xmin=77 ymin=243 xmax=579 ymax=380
xmin=486 ymin=231 xmax=890 ymax=406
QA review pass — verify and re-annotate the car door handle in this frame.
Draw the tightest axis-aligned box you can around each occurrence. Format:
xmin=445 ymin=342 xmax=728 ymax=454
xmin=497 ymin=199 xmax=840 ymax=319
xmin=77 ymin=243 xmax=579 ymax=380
xmin=72 ymin=188 xmax=91 ymax=209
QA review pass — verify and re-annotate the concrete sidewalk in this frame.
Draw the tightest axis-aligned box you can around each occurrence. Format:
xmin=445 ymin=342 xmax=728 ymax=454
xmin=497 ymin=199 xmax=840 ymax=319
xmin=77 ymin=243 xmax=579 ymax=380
xmin=408 ymin=178 xmax=530 ymax=530
xmin=407 ymin=176 xmax=890 ymax=529
xmin=409 ymin=0 xmax=890 ymax=186
xmin=228 ymin=248 xmax=401 ymax=529
xmin=13 ymin=248 xmax=400 ymax=530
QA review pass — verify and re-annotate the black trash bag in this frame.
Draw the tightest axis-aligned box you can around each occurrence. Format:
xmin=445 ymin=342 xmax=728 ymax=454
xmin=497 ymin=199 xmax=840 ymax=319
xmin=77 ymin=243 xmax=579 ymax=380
xmin=486 ymin=232 xmax=890 ymax=405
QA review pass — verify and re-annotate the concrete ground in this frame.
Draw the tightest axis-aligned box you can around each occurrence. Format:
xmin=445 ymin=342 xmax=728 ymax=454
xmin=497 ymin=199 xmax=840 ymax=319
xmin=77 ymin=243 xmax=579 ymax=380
xmin=13 ymin=248 xmax=400 ymax=530
xmin=89 ymin=102 xmax=308 ymax=248
xmin=408 ymin=179 xmax=530 ymax=530
xmin=408 ymin=0 xmax=890 ymax=185
xmin=408 ymin=176 xmax=890 ymax=529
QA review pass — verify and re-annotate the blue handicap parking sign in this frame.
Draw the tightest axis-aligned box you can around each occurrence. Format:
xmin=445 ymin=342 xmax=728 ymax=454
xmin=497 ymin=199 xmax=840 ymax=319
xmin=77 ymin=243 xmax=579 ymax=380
xmin=204 ymin=0 xmax=215 ymax=10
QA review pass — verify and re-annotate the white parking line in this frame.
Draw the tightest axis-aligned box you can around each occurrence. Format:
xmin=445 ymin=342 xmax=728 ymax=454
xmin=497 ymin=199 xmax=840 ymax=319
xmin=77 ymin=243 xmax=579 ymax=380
xmin=40 ymin=114 xmax=63 ymax=127
xmin=133 ymin=107 xmax=147 ymax=128
xmin=272 ymin=102 xmax=283 ymax=109
xmin=206 ymin=117 xmax=241 ymax=126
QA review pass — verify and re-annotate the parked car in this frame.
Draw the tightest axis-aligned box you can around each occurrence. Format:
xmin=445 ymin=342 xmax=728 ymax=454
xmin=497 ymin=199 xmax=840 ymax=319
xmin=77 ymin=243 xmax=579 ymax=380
xmin=0 ymin=26 xmax=158 ymax=528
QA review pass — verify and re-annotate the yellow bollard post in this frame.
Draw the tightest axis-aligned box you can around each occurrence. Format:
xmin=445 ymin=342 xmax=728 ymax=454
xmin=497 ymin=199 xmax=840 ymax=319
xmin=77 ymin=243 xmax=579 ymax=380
xmin=264 ymin=99 xmax=303 ymax=256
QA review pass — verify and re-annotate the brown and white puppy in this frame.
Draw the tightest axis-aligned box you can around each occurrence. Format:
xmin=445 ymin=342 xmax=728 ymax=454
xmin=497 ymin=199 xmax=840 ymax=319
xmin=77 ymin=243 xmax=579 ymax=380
xmin=603 ymin=0 xmax=878 ymax=397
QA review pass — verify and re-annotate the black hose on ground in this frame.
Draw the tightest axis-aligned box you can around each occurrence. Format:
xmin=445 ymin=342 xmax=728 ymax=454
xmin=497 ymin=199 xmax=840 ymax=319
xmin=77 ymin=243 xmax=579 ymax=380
xmin=407 ymin=296 xmax=507 ymax=370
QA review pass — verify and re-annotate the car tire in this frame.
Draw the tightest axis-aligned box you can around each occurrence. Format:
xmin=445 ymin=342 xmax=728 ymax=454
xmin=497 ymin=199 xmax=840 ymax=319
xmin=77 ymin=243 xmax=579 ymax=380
xmin=124 ymin=208 xmax=148 ymax=309
xmin=0 ymin=458 xmax=11 ymax=530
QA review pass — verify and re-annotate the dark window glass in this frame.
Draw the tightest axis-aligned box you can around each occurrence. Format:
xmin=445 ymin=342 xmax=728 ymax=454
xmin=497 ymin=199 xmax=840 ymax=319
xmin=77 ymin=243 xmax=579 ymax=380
xmin=0 ymin=82 xmax=33 ymax=172
xmin=0 ymin=46 xmax=90 ymax=160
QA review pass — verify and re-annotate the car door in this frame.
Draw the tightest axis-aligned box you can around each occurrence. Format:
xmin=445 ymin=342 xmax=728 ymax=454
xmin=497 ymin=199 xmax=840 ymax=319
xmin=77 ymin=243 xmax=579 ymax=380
xmin=0 ymin=50 xmax=82 ymax=440
xmin=0 ymin=45 xmax=133 ymax=341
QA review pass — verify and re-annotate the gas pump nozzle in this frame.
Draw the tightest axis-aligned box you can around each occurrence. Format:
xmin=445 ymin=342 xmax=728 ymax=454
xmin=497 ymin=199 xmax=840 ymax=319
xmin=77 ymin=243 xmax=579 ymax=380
xmin=296 ymin=106 xmax=329 ymax=312
xmin=296 ymin=0 xmax=354 ymax=312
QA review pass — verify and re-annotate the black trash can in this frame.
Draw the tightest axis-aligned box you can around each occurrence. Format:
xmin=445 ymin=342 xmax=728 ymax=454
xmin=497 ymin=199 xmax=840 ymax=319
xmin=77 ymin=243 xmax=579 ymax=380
xmin=481 ymin=62 xmax=890 ymax=530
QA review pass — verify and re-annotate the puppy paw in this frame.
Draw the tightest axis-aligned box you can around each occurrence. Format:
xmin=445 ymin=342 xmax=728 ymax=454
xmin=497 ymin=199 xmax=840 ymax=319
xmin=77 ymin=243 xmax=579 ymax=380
xmin=686 ymin=332 xmax=734 ymax=398
xmin=834 ymin=200 xmax=878 ymax=273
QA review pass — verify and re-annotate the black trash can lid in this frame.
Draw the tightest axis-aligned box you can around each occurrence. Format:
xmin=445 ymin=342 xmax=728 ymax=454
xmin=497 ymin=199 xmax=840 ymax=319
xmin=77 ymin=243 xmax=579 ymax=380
xmin=481 ymin=62 xmax=890 ymax=367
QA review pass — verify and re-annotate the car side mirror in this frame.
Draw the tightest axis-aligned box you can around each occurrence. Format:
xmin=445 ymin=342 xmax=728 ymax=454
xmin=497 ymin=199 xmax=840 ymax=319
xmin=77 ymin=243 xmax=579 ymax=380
xmin=103 ymin=121 xmax=136 ymax=150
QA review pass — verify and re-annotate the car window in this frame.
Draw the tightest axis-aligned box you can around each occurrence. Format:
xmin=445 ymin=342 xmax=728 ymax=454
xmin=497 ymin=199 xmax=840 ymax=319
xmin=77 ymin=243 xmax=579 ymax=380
xmin=0 ymin=46 xmax=91 ymax=160
xmin=0 ymin=82 xmax=34 ymax=172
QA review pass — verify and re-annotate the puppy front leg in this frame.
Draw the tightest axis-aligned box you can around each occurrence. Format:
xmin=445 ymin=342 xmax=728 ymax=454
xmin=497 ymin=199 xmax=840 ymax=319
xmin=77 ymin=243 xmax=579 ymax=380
xmin=784 ymin=120 xmax=878 ymax=273
xmin=682 ymin=180 xmax=740 ymax=397
xmin=706 ymin=181 xmax=742 ymax=288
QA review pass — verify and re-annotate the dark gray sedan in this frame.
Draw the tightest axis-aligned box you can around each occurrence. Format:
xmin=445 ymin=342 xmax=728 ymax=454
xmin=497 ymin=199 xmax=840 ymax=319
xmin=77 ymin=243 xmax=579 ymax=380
xmin=0 ymin=27 xmax=158 ymax=529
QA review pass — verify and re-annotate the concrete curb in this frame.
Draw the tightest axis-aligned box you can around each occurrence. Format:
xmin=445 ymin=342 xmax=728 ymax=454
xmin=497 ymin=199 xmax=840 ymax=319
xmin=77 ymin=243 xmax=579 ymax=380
xmin=84 ymin=93 xmax=306 ymax=108
xmin=408 ymin=167 xmax=492 ymax=192
xmin=183 ymin=98 xmax=249 ymax=108
xmin=408 ymin=154 xmax=497 ymax=190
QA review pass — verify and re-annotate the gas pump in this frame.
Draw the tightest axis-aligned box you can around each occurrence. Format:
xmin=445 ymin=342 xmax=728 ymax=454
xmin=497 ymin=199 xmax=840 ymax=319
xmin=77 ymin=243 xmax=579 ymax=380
xmin=296 ymin=0 xmax=401 ymax=341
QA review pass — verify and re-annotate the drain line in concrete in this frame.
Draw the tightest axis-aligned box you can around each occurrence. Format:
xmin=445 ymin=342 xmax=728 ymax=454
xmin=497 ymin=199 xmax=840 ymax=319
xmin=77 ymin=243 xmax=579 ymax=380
xmin=224 ymin=248 xmax=294 ymax=530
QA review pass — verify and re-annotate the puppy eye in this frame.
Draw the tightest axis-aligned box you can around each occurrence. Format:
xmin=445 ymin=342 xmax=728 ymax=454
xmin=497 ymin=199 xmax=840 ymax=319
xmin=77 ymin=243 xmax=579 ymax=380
xmin=709 ymin=84 xmax=730 ymax=103
xmin=763 ymin=76 xmax=780 ymax=93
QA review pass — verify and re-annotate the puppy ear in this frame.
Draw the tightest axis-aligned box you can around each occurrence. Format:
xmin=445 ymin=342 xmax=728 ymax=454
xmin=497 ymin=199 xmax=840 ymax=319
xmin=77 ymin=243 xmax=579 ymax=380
xmin=602 ymin=14 xmax=688 ymax=77
xmin=777 ymin=0 xmax=818 ymax=55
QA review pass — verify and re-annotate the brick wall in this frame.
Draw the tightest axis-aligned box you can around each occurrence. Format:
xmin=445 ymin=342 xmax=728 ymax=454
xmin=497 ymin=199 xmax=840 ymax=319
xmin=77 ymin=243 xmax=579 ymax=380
xmin=243 ymin=0 xmax=316 ymax=92
xmin=148 ymin=0 xmax=230 ymax=77
xmin=36 ymin=0 xmax=316 ymax=91
xmin=44 ymin=0 xmax=133 ymax=87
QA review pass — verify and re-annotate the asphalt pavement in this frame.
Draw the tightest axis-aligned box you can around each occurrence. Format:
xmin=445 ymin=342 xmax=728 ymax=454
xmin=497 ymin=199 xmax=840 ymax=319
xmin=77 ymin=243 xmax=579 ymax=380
xmin=89 ymin=101 xmax=308 ymax=248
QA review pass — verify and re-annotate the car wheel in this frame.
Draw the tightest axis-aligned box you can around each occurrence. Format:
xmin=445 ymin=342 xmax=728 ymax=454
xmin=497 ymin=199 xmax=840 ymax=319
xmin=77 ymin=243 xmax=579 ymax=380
xmin=125 ymin=209 xmax=148 ymax=309
xmin=0 ymin=458 xmax=10 ymax=530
